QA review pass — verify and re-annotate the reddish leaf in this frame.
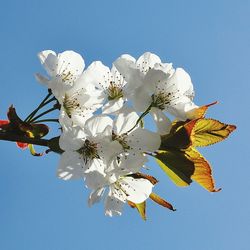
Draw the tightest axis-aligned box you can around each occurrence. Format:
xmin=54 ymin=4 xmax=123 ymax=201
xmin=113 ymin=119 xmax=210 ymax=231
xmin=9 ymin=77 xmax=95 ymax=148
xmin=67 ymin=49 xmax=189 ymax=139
xmin=150 ymin=193 xmax=176 ymax=211
xmin=187 ymin=101 xmax=218 ymax=119
xmin=16 ymin=142 xmax=29 ymax=149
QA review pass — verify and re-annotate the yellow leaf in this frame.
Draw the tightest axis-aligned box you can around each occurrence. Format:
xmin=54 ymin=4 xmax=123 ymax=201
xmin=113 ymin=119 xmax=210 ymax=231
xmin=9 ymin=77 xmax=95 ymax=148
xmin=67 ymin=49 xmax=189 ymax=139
xmin=128 ymin=201 xmax=146 ymax=220
xmin=191 ymin=118 xmax=236 ymax=147
xmin=28 ymin=144 xmax=44 ymax=156
xmin=185 ymin=147 xmax=221 ymax=192
xmin=150 ymin=193 xmax=176 ymax=211
xmin=154 ymin=148 xmax=220 ymax=192
xmin=187 ymin=101 xmax=218 ymax=119
xmin=155 ymin=150 xmax=194 ymax=187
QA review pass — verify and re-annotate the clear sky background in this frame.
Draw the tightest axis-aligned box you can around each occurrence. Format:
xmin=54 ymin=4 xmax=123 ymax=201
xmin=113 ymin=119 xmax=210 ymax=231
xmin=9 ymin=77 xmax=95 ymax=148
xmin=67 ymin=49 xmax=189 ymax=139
xmin=0 ymin=0 xmax=249 ymax=249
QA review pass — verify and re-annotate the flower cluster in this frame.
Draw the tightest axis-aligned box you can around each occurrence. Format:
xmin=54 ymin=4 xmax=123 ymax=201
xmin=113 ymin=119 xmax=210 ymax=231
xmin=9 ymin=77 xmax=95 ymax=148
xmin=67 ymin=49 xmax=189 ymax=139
xmin=0 ymin=50 xmax=236 ymax=219
xmin=36 ymin=50 xmax=201 ymax=216
xmin=0 ymin=49 xmax=235 ymax=219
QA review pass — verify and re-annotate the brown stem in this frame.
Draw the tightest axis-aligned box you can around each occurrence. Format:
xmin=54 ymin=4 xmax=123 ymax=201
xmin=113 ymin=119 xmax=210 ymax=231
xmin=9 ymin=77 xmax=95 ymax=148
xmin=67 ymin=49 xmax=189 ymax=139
xmin=0 ymin=131 xmax=49 ymax=147
xmin=0 ymin=131 xmax=63 ymax=154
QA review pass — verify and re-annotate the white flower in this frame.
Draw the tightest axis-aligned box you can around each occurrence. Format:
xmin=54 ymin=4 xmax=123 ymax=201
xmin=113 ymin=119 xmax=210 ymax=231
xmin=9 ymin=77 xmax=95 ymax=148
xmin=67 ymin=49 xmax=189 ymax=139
xmin=57 ymin=115 xmax=122 ymax=180
xmin=111 ymin=108 xmax=161 ymax=172
xmin=80 ymin=61 xmax=130 ymax=114
xmin=149 ymin=67 xmax=197 ymax=119
xmin=115 ymin=52 xmax=198 ymax=134
xmin=58 ymin=78 xmax=102 ymax=127
xmin=36 ymin=50 xmax=85 ymax=100
xmin=88 ymin=173 xmax=154 ymax=217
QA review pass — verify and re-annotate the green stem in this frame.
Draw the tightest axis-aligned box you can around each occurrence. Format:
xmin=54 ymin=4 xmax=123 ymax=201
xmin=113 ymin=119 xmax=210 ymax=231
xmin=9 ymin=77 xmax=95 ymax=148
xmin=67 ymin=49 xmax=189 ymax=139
xmin=25 ymin=92 xmax=54 ymax=122
xmin=29 ymin=106 xmax=59 ymax=122
xmin=127 ymin=104 xmax=152 ymax=133
xmin=27 ymin=97 xmax=57 ymax=122
xmin=32 ymin=119 xmax=59 ymax=124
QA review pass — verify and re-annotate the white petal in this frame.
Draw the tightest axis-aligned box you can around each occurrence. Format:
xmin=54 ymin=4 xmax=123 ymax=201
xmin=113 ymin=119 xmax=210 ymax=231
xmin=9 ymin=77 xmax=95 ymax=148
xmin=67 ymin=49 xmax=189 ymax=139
xmin=105 ymin=186 xmax=126 ymax=217
xmin=57 ymin=50 xmax=85 ymax=76
xmin=98 ymin=140 xmax=123 ymax=164
xmin=117 ymin=152 xmax=147 ymax=173
xmin=114 ymin=109 xmax=139 ymax=135
xmin=82 ymin=61 xmax=111 ymax=89
xmin=57 ymin=151 xmax=83 ymax=180
xmin=144 ymin=63 xmax=174 ymax=93
xmin=167 ymin=97 xmax=198 ymax=120
xmin=102 ymin=98 xmax=125 ymax=114
xmin=150 ymin=108 xmax=172 ymax=135
xmin=84 ymin=168 xmax=107 ymax=189
xmin=70 ymin=113 xmax=93 ymax=128
xmin=84 ymin=115 xmax=113 ymax=137
xmin=38 ymin=50 xmax=57 ymax=77
xmin=154 ymin=62 xmax=174 ymax=76
xmin=113 ymin=54 xmax=136 ymax=82
xmin=136 ymin=52 xmax=161 ymax=73
xmin=119 ymin=177 xmax=153 ymax=204
xmin=167 ymin=68 xmax=193 ymax=95
xmin=129 ymin=127 xmax=161 ymax=152
xmin=88 ymin=187 xmax=105 ymax=207
xmin=59 ymin=125 xmax=85 ymax=151
xmin=114 ymin=54 xmax=143 ymax=92
xmin=35 ymin=73 xmax=50 ymax=86
xmin=132 ymin=86 xmax=152 ymax=112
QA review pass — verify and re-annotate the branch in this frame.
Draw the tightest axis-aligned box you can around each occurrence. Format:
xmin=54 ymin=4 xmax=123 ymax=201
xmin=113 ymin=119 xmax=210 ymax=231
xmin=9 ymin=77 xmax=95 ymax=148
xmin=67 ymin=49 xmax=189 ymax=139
xmin=0 ymin=131 xmax=63 ymax=154
xmin=0 ymin=131 xmax=49 ymax=146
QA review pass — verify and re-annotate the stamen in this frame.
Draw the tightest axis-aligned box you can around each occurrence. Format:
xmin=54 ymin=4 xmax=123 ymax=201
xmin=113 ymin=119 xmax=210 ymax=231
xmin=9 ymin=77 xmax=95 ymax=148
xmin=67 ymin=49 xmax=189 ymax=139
xmin=99 ymin=70 xmax=125 ymax=101
xmin=77 ymin=139 xmax=99 ymax=164
xmin=107 ymin=82 xmax=123 ymax=100
xmin=63 ymin=94 xmax=79 ymax=118
xmin=112 ymin=132 xmax=130 ymax=150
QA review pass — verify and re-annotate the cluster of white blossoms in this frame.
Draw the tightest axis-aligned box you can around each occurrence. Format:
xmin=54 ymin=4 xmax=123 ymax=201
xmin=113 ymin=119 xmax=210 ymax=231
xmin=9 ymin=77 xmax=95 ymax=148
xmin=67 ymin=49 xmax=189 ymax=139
xmin=36 ymin=50 xmax=198 ymax=216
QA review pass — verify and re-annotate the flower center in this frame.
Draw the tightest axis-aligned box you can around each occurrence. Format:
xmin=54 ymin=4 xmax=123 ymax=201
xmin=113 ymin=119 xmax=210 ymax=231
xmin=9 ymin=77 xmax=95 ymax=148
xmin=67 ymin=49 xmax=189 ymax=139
xmin=63 ymin=94 xmax=80 ymax=118
xmin=107 ymin=81 xmax=123 ymax=101
xmin=112 ymin=132 xmax=130 ymax=150
xmin=77 ymin=139 xmax=99 ymax=163
xmin=151 ymin=92 xmax=173 ymax=110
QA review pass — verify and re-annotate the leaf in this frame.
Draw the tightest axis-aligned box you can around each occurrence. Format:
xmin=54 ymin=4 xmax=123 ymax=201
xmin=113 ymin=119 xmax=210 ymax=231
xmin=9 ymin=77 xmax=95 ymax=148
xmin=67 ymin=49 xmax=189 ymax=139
xmin=187 ymin=101 xmax=218 ymax=119
xmin=16 ymin=142 xmax=29 ymax=149
xmin=25 ymin=124 xmax=49 ymax=138
xmin=190 ymin=118 xmax=236 ymax=147
xmin=0 ymin=120 xmax=9 ymax=126
xmin=154 ymin=148 xmax=220 ymax=192
xmin=126 ymin=173 xmax=158 ymax=185
xmin=28 ymin=144 xmax=44 ymax=156
xmin=149 ymin=193 xmax=176 ymax=211
xmin=160 ymin=120 xmax=195 ymax=150
xmin=185 ymin=147 xmax=220 ymax=192
xmin=154 ymin=150 xmax=195 ymax=187
xmin=6 ymin=106 xmax=49 ymax=139
xmin=128 ymin=201 xmax=146 ymax=220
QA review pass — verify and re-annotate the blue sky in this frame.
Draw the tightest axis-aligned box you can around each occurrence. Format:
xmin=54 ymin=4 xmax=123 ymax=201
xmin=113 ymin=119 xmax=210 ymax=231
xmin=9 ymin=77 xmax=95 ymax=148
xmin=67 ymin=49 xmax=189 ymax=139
xmin=0 ymin=0 xmax=249 ymax=249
